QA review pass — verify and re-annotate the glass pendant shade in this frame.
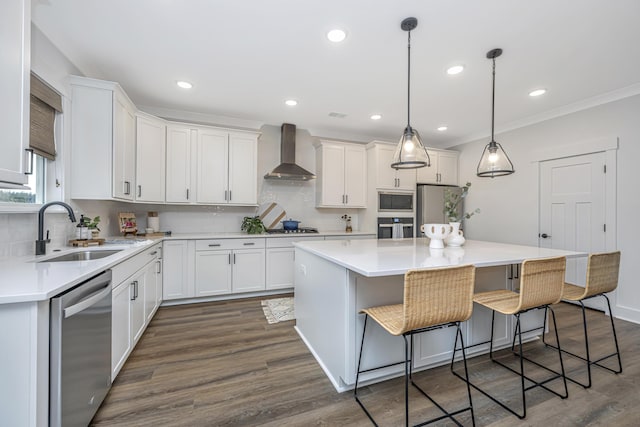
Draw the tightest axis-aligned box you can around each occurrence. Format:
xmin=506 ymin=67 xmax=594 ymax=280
xmin=391 ymin=126 xmax=430 ymax=169
xmin=477 ymin=140 xmax=515 ymax=177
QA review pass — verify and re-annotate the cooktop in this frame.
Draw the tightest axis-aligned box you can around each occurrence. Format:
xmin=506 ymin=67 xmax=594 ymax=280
xmin=266 ymin=227 xmax=319 ymax=234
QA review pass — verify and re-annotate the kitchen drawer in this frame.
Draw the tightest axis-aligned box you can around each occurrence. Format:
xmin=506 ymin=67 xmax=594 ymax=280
xmin=266 ymin=236 xmax=324 ymax=248
xmin=195 ymin=238 xmax=265 ymax=251
xmin=112 ymin=243 xmax=162 ymax=286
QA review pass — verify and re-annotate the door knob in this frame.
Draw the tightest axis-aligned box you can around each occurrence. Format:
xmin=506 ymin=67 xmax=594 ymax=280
xmin=539 ymin=233 xmax=551 ymax=238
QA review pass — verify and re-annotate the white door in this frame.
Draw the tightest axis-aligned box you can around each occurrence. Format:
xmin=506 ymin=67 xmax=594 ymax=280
xmin=136 ymin=115 xmax=166 ymax=202
xmin=344 ymin=145 xmax=366 ymax=207
xmin=321 ymin=144 xmax=346 ymax=206
xmin=166 ymin=126 xmax=193 ymax=203
xmin=232 ymin=249 xmax=266 ymax=293
xmin=195 ymin=250 xmax=232 ymax=296
xmin=539 ymin=152 xmax=607 ymax=309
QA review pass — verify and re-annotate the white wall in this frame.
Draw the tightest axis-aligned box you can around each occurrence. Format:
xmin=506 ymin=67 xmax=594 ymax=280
xmin=454 ymin=94 xmax=640 ymax=323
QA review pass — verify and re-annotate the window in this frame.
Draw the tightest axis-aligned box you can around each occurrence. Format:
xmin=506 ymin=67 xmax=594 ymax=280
xmin=0 ymin=73 xmax=61 ymax=205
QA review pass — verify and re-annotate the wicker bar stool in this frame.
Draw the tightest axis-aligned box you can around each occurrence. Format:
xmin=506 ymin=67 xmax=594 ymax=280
xmin=542 ymin=251 xmax=622 ymax=388
xmin=354 ymin=264 xmax=476 ymax=427
xmin=452 ymin=256 xmax=568 ymax=420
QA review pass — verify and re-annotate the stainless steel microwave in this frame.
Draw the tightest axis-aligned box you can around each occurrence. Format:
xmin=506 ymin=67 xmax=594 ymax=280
xmin=378 ymin=191 xmax=413 ymax=212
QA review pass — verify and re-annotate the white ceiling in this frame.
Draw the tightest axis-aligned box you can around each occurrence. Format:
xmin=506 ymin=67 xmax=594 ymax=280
xmin=32 ymin=0 xmax=640 ymax=148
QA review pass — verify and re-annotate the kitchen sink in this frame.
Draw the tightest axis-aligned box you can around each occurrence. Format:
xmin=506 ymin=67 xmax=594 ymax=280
xmin=39 ymin=249 xmax=122 ymax=263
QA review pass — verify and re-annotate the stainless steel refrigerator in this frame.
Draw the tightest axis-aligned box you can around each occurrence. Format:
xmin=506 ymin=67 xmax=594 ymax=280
xmin=416 ymin=184 xmax=462 ymax=234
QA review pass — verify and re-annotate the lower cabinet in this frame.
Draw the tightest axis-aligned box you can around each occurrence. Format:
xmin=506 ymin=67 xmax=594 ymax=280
xmin=265 ymin=247 xmax=295 ymax=290
xmin=163 ymin=240 xmax=195 ymax=300
xmin=194 ymin=239 xmax=265 ymax=295
xmin=111 ymin=243 xmax=162 ymax=380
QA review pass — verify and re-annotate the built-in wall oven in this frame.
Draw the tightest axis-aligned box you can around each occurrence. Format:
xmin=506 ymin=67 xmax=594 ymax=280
xmin=50 ymin=270 xmax=112 ymax=427
xmin=378 ymin=191 xmax=413 ymax=212
xmin=378 ymin=217 xmax=414 ymax=239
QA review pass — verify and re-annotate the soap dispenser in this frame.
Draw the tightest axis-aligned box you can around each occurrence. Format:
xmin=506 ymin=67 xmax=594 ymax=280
xmin=76 ymin=214 xmax=89 ymax=240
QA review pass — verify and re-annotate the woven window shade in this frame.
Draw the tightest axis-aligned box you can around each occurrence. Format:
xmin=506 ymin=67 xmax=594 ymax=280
xmin=29 ymin=73 xmax=62 ymax=160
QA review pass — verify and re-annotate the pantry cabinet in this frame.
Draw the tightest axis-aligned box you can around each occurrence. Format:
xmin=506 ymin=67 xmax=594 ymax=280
xmin=367 ymin=141 xmax=416 ymax=190
xmin=70 ymin=76 xmax=136 ymax=200
xmin=0 ymin=0 xmax=29 ymax=186
xmin=136 ymin=113 xmax=166 ymax=202
xmin=315 ymin=141 xmax=367 ymax=208
xmin=416 ymin=149 xmax=459 ymax=185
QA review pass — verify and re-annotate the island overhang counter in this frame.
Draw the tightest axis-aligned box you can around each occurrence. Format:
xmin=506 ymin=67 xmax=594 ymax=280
xmin=293 ymin=238 xmax=586 ymax=392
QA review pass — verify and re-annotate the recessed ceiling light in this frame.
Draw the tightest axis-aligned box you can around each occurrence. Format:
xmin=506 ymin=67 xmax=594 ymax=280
xmin=529 ymin=88 xmax=546 ymax=97
xmin=446 ymin=65 xmax=464 ymax=75
xmin=370 ymin=114 xmax=382 ymax=120
xmin=176 ymin=81 xmax=193 ymax=89
xmin=285 ymin=99 xmax=298 ymax=106
xmin=327 ymin=29 xmax=347 ymax=43
xmin=437 ymin=126 xmax=448 ymax=131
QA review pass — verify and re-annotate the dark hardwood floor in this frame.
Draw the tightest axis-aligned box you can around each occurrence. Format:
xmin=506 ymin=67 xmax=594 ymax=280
xmin=92 ymin=297 xmax=640 ymax=426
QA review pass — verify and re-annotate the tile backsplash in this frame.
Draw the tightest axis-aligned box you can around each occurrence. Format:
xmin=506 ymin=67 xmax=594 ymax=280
xmin=0 ymin=212 xmax=76 ymax=259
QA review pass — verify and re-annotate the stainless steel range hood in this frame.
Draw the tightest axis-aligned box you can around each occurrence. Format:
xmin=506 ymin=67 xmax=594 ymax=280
xmin=264 ymin=123 xmax=316 ymax=180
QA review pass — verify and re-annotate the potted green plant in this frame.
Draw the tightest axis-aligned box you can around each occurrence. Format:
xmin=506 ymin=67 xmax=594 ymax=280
xmin=241 ymin=216 xmax=266 ymax=234
xmin=86 ymin=216 xmax=101 ymax=239
xmin=444 ymin=182 xmax=480 ymax=223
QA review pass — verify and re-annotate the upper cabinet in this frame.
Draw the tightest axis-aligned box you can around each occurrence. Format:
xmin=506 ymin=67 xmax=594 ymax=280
xmin=165 ymin=124 xmax=195 ymax=203
xmin=165 ymin=124 xmax=259 ymax=206
xmin=314 ymin=141 xmax=366 ymax=208
xmin=416 ymin=149 xmax=459 ymax=186
xmin=136 ymin=113 xmax=166 ymax=203
xmin=70 ymin=76 xmax=136 ymax=200
xmin=367 ymin=141 xmax=416 ymax=190
xmin=0 ymin=0 xmax=29 ymax=186
xmin=195 ymin=127 xmax=258 ymax=205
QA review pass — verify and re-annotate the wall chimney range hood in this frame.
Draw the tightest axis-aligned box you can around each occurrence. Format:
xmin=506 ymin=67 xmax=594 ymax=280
xmin=264 ymin=123 xmax=316 ymax=180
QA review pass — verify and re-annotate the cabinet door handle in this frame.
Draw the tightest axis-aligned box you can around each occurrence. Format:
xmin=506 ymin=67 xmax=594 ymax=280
xmin=228 ymin=254 xmax=231 ymax=264
xmin=229 ymin=190 xmax=232 ymax=201
xmin=243 ymin=242 xmax=255 ymax=246
xmin=186 ymin=189 xmax=190 ymax=200
xmin=130 ymin=282 xmax=136 ymax=300
xmin=149 ymin=251 xmax=157 ymax=256
xmin=345 ymin=194 xmax=349 ymax=204
xmin=208 ymin=243 xmax=221 ymax=247
xmin=156 ymin=260 xmax=161 ymax=274
xmin=24 ymin=149 xmax=34 ymax=175
xmin=233 ymin=253 xmax=236 ymax=264
xmin=124 ymin=181 xmax=131 ymax=195
xmin=224 ymin=190 xmax=228 ymax=201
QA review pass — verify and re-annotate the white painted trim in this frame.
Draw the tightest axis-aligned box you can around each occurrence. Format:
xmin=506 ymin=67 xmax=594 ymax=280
xmin=530 ymin=137 xmax=619 ymax=163
xmin=138 ymin=105 xmax=264 ymax=131
xmin=294 ymin=325 xmax=348 ymax=392
xmin=613 ymin=305 xmax=640 ymax=325
xmin=452 ymin=85 xmax=640 ymax=147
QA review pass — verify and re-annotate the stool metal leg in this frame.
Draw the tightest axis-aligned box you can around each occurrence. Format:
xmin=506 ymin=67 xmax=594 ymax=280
xmin=543 ymin=296 xmax=622 ymax=388
xmin=354 ymin=314 xmax=379 ymax=426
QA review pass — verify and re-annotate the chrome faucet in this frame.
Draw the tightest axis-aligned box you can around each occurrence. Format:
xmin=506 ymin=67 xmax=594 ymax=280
xmin=36 ymin=201 xmax=77 ymax=255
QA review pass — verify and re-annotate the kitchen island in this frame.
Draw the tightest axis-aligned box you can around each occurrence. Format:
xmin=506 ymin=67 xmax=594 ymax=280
xmin=293 ymin=238 xmax=586 ymax=392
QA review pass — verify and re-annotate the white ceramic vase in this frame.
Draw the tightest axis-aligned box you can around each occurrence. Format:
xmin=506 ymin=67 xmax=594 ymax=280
xmin=445 ymin=222 xmax=466 ymax=247
xmin=421 ymin=223 xmax=452 ymax=249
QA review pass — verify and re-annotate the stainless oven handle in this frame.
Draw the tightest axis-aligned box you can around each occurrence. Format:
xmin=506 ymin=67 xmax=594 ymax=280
xmin=63 ymin=284 xmax=111 ymax=319
xmin=379 ymin=224 xmax=393 ymax=228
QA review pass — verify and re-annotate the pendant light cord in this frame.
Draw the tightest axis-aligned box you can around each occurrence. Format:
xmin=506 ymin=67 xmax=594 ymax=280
xmin=407 ymin=30 xmax=411 ymax=128
xmin=491 ymin=56 xmax=496 ymax=142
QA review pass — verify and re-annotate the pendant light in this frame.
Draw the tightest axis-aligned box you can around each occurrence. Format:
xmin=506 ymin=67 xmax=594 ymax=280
xmin=477 ymin=48 xmax=515 ymax=178
xmin=391 ymin=17 xmax=430 ymax=170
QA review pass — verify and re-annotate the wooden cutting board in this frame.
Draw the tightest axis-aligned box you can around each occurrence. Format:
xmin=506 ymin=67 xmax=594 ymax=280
xmin=256 ymin=202 xmax=286 ymax=230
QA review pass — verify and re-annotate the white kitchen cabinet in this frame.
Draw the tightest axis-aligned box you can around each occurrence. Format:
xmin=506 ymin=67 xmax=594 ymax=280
xmin=70 ymin=76 xmax=137 ymax=200
xmin=111 ymin=278 xmax=131 ymax=380
xmin=0 ymin=0 xmax=29 ymax=186
xmin=194 ymin=239 xmax=265 ymax=295
xmin=163 ymin=240 xmax=195 ymax=299
xmin=367 ymin=141 xmax=416 ymax=190
xmin=195 ymin=250 xmax=232 ymax=296
xmin=166 ymin=125 xmax=196 ymax=203
xmin=315 ymin=141 xmax=367 ymax=208
xmin=196 ymin=127 xmax=258 ymax=205
xmin=136 ymin=113 xmax=166 ymax=202
xmin=266 ymin=248 xmax=295 ymax=290
xmin=111 ymin=243 xmax=162 ymax=379
xmin=416 ymin=149 xmax=459 ymax=185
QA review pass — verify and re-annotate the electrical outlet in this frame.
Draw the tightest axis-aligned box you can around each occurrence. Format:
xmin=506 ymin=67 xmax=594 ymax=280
xmin=300 ymin=264 xmax=307 ymax=276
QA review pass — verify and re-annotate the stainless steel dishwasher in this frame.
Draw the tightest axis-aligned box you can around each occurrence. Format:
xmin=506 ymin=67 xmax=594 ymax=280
xmin=50 ymin=270 xmax=112 ymax=427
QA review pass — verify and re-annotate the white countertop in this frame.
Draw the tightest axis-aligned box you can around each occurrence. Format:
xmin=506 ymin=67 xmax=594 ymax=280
xmin=0 ymin=230 xmax=376 ymax=305
xmin=293 ymin=238 xmax=587 ymax=277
